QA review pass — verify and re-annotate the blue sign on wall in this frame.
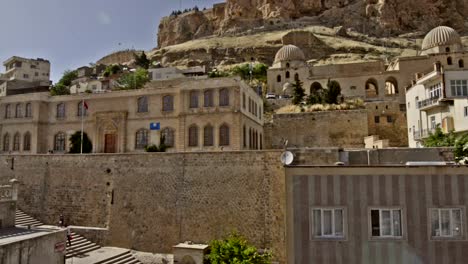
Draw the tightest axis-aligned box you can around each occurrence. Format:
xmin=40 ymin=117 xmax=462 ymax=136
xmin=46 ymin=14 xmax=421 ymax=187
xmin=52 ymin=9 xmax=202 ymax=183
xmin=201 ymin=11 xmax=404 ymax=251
xmin=150 ymin=122 xmax=160 ymax=130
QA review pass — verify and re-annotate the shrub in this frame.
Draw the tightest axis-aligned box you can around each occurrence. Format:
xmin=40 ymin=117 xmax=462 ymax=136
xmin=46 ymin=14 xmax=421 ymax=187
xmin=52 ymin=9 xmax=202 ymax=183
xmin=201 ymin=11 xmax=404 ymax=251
xmin=69 ymin=132 xmax=93 ymax=153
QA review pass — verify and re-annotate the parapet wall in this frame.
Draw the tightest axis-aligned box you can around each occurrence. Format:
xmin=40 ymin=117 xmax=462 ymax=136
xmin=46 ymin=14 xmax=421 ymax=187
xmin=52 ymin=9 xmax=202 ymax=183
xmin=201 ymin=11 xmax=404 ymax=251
xmin=0 ymin=152 xmax=288 ymax=262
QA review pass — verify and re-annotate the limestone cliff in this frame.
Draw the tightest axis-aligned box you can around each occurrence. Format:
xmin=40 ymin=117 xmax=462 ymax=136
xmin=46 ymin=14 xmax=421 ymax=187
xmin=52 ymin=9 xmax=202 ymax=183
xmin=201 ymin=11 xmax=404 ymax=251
xmin=157 ymin=0 xmax=468 ymax=48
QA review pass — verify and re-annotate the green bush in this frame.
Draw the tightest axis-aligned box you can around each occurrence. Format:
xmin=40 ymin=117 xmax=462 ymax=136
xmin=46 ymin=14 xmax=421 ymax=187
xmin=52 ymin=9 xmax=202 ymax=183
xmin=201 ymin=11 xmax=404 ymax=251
xmin=50 ymin=70 xmax=78 ymax=96
xmin=117 ymin=68 xmax=150 ymax=90
xmin=206 ymin=232 xmax=272 ymax=264
xmin=292 ymin=79 xmax=305 ymax=105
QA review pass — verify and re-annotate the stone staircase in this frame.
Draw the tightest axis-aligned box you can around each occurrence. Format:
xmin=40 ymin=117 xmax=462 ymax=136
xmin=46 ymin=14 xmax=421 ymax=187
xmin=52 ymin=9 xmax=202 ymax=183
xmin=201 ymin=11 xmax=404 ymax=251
xmin=15 ymin=209 xmax=43 ymax=227
xmin=15 ymin=209 xmax=141 ymax=264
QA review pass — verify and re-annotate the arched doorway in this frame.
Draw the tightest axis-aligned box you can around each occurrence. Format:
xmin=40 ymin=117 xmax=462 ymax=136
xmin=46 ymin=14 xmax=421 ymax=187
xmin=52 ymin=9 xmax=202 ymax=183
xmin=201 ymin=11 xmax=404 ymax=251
xmin=365 ymin=78 xmax=379 ymax=98
xmin=385 ymin=77 xmax=398 ymax=95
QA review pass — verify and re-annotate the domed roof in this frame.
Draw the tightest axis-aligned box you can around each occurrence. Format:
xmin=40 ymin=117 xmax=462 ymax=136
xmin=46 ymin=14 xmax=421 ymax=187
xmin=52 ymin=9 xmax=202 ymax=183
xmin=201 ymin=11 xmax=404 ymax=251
xmin=422 ymin=26 xmax=462 ymax=51
xmin=274 ymin=45 xmax=306 ymax=63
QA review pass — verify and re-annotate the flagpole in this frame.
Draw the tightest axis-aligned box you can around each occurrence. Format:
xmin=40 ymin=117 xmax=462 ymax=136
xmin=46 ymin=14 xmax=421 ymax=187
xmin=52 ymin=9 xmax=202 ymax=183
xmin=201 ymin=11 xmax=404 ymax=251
xmin=80 ymin=99 xmax=84 ymax=154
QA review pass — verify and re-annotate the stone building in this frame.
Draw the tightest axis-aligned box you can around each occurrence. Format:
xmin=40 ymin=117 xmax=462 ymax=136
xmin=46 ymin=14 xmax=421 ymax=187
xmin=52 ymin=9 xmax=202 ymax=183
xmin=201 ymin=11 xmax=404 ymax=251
xmin=0 ymin=56 xmax=51 ymax=97
xmin=406 ymin=62 xmax=468 ymax=147
xmin=0 ymin=77 xmax=263 ymax=153
xmin=267 ymin=26 xmax=468 ymax=147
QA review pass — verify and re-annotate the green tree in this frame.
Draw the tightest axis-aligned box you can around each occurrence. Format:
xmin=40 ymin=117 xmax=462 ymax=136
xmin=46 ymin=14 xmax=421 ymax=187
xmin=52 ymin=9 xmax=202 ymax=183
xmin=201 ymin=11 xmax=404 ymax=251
xmin=206 ymin=232 xmax=272 ymax=264
xmin=69 ymin=132 xmax=93 ymax=153
xmin=145 ymin=135 xmax=167 ymax=152
xmin=50 ymin=83 xmax=70 ymax=96
xmin=117 ymin=68 xmax=150 ymax=90
xmin=323 ymin=80 xmax=342 ymax=104
xmin=423 ymin=126 xmax=456 ymax=147
xmin=50 ymin=70 xmax=78 ymax=95
xmin=231 ymin=63 xmax=268 ymax=83
xmin=291 ymin=79 xmax=305 ymax=105
xmin=454 ymin=134 xmax=468 ymax=163
xmin=103 ymin=64 xmax=122 ymax=77
xmin=134 ymin=52 xmax=150 ymax=69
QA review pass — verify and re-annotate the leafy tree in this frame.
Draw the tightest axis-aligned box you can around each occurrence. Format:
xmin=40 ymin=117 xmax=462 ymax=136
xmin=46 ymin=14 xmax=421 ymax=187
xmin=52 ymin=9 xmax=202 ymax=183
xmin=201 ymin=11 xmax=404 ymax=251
xmin=69 ymin=132 xmax=93 ymax=153
xmin=50 ymin=83 xmax=70 ymax=96
xmin=206 ymin=232 xmax=272 ymax=264
xmin=454 ymin=134 xmax=468 ymax=164
xmin=291 ymin=79 xmax=305 ymax=105
xmin=103 ymin=64 xmax=122 ymax=77
xmin=50 ymin=70 xmax=78 ymax=95
xmin=231 ymin=63 xmax=268 ymax=83
xmin=323 ymin=80 xmax=342 ymax=104
xmin=423 ymin=126 xmax=456 ymax=147
xmin=117 ymin=68 xmax=150 ymax=90
xmin=134 ymin=52 xmax=150 ymax=69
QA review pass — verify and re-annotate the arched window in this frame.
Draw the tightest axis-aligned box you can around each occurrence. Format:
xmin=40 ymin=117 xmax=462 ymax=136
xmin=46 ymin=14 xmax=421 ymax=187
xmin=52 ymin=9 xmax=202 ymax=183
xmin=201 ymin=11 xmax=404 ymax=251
xmin=162 ymin=95 xmax=174 ymax=112
xmin=286 ymin=71 xmax=290 ymax=79
xmin=137 ymin=96 xmax=148 ymax=113
xmin=77 ymin=101 xmax=87 ymax=116
xmin=25 ymin=103 xmax=32 ymax=118
xmin=385 ymin=77 xmax=399 ymax=95
xmin=294 ymin=73 xmax=299 ymax=81
xmin=260 ymin=133 xmax=263 ymax=150
xmin=4 ymin=104 xmax=11 ymax=119
xmin=219 ymin=124 xmax=230 ymax=146
xmin=277 ymin=75 xmax=281 ymax=83
xmin=54 ymin=132 xmax=66 ymax=152
xmin=219 ymin=88 xmax=229 ymax=106
xmin=365 ymin=78 xmax=379 ymax=97
xmin=188 ymin=125 xmax=199 ymax=147
xmin=56 ymin=103 xmax=65 ymax=118
xmin=23 ymin=132 xmax=31 ymax=151
xmin=447 ymin=57 xmax=453 ymax=65
xmin=189 ymin=91 xmax=199 ymax=108
xmin=203 ymin=125 xmax=214 ymax=146
xmin=310 ymin=82 xmax=323 ymax=94
xmin=459 ymin=59 xmax=464 ymax=68
xmin=204 ymin=90 xmax=214 ymax=107
xmin=135 ymin=129 xmax=149 ymax=149
xmin=3 ymin=133 xmax=10 ymax=152
xmin=161 ymin=127 xmax=175 ymax=148
xmin=286 ymin=63 xmax=290 ymax=68
xmin=15 ymin=104 xmax=22 ymax=118
xmin=13 ymin=133 xmax=20 ymax=151
xmin=446 ymin=47 xmax=450 ymax=53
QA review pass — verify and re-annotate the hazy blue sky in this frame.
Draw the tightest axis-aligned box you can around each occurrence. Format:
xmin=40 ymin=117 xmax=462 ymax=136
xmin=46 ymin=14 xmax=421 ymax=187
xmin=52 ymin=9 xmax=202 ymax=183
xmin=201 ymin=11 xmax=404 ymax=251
xmin=0 ymin=0 xmax=222 ymax=82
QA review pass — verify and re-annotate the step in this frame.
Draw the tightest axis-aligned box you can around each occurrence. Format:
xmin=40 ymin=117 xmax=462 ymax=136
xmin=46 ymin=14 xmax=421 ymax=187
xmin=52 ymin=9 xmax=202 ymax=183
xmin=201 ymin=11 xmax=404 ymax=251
xmin=67 ymin=239 xmax=93 ymax=249
xmin=67 ymin=242 xmax=99 ymax=253
xmin=96 ymin=251 xmax=131 ymax=264
xmin=111 ymin=256 xmax=140 ymax=264
xmin=66 ymin=245 xmax=101 ymax=258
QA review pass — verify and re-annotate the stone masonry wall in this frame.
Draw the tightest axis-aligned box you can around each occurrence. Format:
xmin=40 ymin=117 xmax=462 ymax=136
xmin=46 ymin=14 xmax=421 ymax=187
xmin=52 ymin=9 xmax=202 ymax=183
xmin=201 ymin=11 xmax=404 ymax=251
xmin=0 ymin=152 xmax=289 ymax=263
xmin=264 ymin=110 xmax=369 ymax=149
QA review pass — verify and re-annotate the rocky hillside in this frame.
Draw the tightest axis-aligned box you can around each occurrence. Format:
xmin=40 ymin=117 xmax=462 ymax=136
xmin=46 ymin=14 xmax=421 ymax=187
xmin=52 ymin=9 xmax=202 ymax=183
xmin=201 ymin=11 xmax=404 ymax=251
xmin=158 ymin=0 xmax=468 ymax=48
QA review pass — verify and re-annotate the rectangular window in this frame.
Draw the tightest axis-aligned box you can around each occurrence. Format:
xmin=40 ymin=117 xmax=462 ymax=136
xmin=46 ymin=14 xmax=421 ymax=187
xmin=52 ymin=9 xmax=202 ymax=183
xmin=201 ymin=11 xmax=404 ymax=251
xmin=312 ymin=208 xmax=345 ymax=238
xmin=387 ymin=116 xmax=393 ymax=123
xmin=464 ymin=106 xmax=468 ymax=117
xmin=189 ymin=91 xmax=199 ymax=108
xmin=35 ymin=72 xmax=39 ymax=77
xmin=431 ymin=208 xmax=463 ymax=238
xmin=23 ymin=74 xmax=29 ymax=79
xmin=374 ymin=116 xmax=380 ymax=123
xmin=450 ymin=80 xmax=468 ymax=96
xmin=242 ymin=93 xmax=246 ymax=109
xmin=431 ymin=116 xmax=436 ymax=129
xmin=370 ymin=209 xmax=402 ymax=238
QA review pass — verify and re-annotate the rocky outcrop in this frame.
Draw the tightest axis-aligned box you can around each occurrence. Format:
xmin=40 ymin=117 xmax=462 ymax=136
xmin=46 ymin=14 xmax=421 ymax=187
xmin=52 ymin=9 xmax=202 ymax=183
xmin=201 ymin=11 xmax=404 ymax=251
xmin=157 ymin=0 xmax=468 ymax=48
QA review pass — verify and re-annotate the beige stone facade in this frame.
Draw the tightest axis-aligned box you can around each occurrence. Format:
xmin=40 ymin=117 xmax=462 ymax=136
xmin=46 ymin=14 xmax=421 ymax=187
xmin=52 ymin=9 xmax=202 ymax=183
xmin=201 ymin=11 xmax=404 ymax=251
xmin=267 ymin=26 xmax=468 ymax=147
xmin=0 ymin=77 xmax=263 ymax=153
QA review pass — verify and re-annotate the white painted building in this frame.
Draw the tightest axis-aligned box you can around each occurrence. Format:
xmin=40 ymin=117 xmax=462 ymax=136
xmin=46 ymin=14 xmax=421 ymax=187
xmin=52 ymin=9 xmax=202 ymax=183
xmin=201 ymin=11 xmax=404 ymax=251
xmin=407 ymin=62 xmax=468 ymax=147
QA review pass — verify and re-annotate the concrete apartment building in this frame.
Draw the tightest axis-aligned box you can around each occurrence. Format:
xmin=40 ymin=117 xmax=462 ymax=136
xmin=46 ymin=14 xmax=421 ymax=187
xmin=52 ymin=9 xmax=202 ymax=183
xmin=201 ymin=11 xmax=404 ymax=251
xmin=0 ymin=56 xmax=51 ymax=97
xmin=286 ymin=164 xmax=468 ymax=264
xmin=0 ymin=77 xmax=263 ymax=153
xmin=406 ymin=62 xmax=468 ymax=147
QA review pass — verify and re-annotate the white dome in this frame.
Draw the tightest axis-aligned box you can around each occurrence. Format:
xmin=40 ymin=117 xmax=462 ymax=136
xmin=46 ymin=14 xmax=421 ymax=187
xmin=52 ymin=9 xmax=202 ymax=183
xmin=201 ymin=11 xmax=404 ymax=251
xmin=274 ymin=45 xmax=306 ymax=64
xmin=421 ymin=26 xmax=462 ymax=51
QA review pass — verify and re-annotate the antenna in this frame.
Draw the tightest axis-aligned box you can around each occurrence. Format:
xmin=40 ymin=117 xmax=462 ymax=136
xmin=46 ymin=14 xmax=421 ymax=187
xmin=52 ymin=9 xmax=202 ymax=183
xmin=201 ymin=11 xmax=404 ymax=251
xmin=280 ymin=151 xmax=294 ymax=165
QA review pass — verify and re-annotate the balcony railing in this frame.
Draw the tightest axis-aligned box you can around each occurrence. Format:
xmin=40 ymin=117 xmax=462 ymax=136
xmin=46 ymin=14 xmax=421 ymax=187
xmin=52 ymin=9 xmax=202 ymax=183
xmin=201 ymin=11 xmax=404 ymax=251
xmin=413 ymin=128 xmax=437 ymax=140
xmin=417 ymin=97 xmax=440 ymax=109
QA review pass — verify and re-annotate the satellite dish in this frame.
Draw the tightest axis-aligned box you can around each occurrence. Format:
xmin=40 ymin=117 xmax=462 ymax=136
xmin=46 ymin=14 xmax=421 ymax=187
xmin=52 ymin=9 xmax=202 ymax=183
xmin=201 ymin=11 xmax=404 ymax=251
xmin=280 ymin=151 xmax=294 ymax=165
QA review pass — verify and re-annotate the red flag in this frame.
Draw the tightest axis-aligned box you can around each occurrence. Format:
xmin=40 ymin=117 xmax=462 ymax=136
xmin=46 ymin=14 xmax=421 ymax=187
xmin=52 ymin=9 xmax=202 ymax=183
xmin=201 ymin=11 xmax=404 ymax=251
xmin=83 ymin=101 xmax=88 ymax=110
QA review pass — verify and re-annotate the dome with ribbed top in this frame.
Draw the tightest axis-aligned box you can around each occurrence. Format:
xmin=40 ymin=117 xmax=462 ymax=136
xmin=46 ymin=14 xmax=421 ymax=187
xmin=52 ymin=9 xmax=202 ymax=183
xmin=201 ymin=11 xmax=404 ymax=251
xmin=422 ymin=26 xmax=462 ymax=51
xmin=274 ymin=45 xmax=306 ymax=64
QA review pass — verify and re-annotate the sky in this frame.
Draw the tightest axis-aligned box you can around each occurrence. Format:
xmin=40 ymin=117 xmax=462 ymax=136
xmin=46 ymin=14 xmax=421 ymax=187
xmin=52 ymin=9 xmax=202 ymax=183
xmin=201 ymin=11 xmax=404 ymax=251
xmin=0 ymin=0 xmax=222 ymax=83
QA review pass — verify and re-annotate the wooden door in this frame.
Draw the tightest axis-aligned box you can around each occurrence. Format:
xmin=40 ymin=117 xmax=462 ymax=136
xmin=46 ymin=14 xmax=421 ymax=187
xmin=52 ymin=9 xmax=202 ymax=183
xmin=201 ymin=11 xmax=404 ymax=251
xmin=104 ymin=134 xmax=117 ymax=153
